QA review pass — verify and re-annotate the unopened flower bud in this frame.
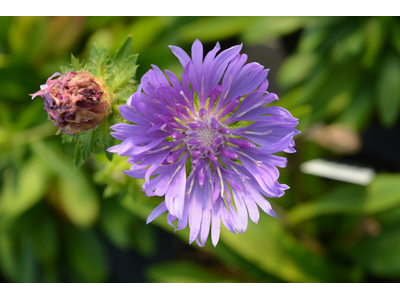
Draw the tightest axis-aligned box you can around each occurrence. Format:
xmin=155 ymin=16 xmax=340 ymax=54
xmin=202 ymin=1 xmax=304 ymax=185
xmin=30 ymin=70 xmax=112 ymax=135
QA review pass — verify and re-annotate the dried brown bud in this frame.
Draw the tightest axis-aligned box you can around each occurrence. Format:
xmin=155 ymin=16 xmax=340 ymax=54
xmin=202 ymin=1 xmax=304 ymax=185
xmin=30 ymin=70 xmax=112 ymax=135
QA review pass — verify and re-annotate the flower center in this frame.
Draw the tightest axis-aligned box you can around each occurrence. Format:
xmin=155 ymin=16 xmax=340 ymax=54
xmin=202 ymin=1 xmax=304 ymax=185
xmin=183 ymin=113 xmax=229 ymax=159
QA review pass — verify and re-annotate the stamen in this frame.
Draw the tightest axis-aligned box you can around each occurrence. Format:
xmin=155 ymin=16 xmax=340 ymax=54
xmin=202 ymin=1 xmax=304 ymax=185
xmin=188 ymin=122 xmax=202 ymax=130
xmin=227 ymin=138 xmax=255 ymax=148
xmin=211 ymin=117 xmax=220 ymax=129
xmin=219 ymin=128 xmax=230 ymax=135
xmin=199 ymin=108 xmax=207 ymax=118
xmin=230 ymin=165 xmax=247 ymax=182
xmin=188 ymin=139 xmax=201 ymax=145
xmin=214 ymin=136 xmax=222 ymax=144
xmin=208 ymin=152 xmax=218 ymax=162
xmin=145 ymin=145 xmax=170 ymax=154
xmin=168 ymin=164 xmax=182 ymax=184
xmin=244 ymin=130 xmax=272 ymax=135
xmin=236 ymin=101 xmax=265 ymax=118
xmin=201 ymin=76 xmax=204 ymax=96
xmin=220 ymin=148 xmax=238 ymax=160
xmin=180 ymin=91 xmax=191 ymax=105
xmin=186 ymin=178 xmax=195 ymax=194
xmin=238 ymin=151 xmax=263 ymax=166
xmin=216 ymin=167 xmax=224 ymax=197
xmin=192 ymin=150 xmax=201 ymax=158
xmin=171 ymin=131 xmax=185 ymax=140
xmin=223 ymin=76 xmax=233 ymax=99
xmin=219 ymin=99 xmax=239 ymax=119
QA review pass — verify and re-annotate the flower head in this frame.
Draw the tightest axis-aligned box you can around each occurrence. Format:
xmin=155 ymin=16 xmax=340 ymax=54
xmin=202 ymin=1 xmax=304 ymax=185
xmin=30 ymin=70 xmax=111 ymax=135
xmin=109 ymin=40 xmax=299 ymax=246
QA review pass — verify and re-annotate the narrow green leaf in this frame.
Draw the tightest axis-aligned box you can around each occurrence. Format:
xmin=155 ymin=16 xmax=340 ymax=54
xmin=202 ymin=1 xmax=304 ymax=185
xmin=362 ymin=17 xmax=385 ymax=68
xmin=0 ymin=156 xmax=50 ymax=220
xmin=243 ymin=16 xmax=311 ymax=45
xmin=113 ymin=35 xmax=132 ymax=69
xmin=71 ymin=54 xmax=83 ymax=71
xmin=65 ymin=226 xmax=109 ymax=282
xmin=73 ymin=130 xmax=94 ymax=169
xmin=56 ymin=176 xmax=99 ymax=228
xmin=28 ymin=214 xmax=59 ymax=266
xmin=277 ymin=53 xmax=318 ymax=88
xmin=349 ymin=227 xmax=400 ymax=278
xmin=377 ymin=54 xmax=400 ymax=128
xmin=0 ymin=230 xmax=19 ymax=281
xmin=337 ymin=87 xmax=374 ymax=130
xmin=178 ymin=16 xmax=253 ymax=43
xmin=61 ymin=132 xmax=74 ymax=143
xmin=132 ymin=221 xmax=156 ymax=258
xmin=287 ymin=173 xmax=400 ymax=225
xmin=121 ymin=194 xmax=346 ymax=283
xmin=146 ymin=261 xmax=233 ymax=283
xmin=220 ymin=214 xmax=348 ymax=283
xmin=59 ymin=65 xmax=72 ymax=74
xmin=107 ymin=36 xmax=138 ymax=94
xmin=31 ymin=141 xmax=100 ymax=227
xmin=390 ymin=18 xmax=400 ymax=54
xmin=88 ymin=44 xmax=108 ymax=78
xmin=99 ymin=200 xmax=134 ymax=249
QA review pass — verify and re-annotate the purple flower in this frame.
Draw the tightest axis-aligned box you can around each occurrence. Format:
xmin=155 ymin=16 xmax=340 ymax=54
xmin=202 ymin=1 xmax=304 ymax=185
xmin=109 ymin=40 xmax=299 ymax=246
xmin=30 ymin=71 xmax=112 ymax=135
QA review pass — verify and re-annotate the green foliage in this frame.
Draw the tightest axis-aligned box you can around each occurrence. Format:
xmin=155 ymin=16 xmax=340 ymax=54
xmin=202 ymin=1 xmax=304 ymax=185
xmin=61 ymin=35 xmax=138 ymax=169
xmin=146 ymin=261 xmax=234 ymax=283
xmin=65 ymin=225 xmax=109 ymax=282
xmin=350 ymin=228 xmax=400 ymax=279
xmin=377 ymin=54 xmax=400 ymax=127
xmin=1 ymin=16 xmax=400 ymax=284
xmin=288 ymin=174 xmax=400 ymax=225
xmin=31 ymin=141 xmax=100 ymax=228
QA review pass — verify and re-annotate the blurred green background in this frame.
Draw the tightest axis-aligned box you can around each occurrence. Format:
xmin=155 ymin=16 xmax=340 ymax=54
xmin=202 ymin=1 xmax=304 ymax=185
xmin=1 ymin=16 xmax=400 ymax=283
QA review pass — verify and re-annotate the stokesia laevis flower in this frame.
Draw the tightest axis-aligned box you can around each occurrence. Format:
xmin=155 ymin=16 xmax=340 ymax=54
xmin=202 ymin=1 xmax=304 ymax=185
xmin=109 ymin=40 xmax=300 ymax=246
xmin=30 ymin=70 xmax=111 ymax=135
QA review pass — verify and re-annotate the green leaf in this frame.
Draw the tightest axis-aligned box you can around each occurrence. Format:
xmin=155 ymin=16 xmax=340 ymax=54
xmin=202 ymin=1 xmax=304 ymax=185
xmin=61 ymin=131 xmax=74 ymax=143
xmin=114 ymin=35 xmax=133 ymax=67
xmin=27 ymin=214 xmax=59 ymax=266
xmin=390 ymin=18 xmax=400 ymax=54
xmin=242 ymin=16 xmax=312 ymax=45
xmin=0 ymin=229 xmax=19 ymax=281
xmin=287 ymin=173 xmax=400 ymax=225
xmin=349 ymin=227 xmax=400 ymax=278
xmin=88 ymin=44 xmax=108 ymax=78
xmin=107 ymin=35 xmax=138 ymax=94
xmin=146 ymin=261 xmax=233 ymax=283
xmin=65 ymin=226 xmax=109 ymax=282
xmin=277 ymin=53 xmax=319 ymax=88
xmin=56 ymin=175 xmax=99 ymax=228
xmin=122 ymin=194 xmax=346 ymax=283
xmin=0 ymin=230 xmax=39 ymax=283
xmin=377 ymin=54 xmax=400 ymax=128
xmin=132 ymin=220 xmax=156 ymax=258
xmin=73 ymin=130 xmax=94 ymax=169
xmin=336 ymin=87 xmax=374 ymax=130
xmin=73 ymin=116 xmax=114 ymax=168
xmin=219 ymin=214 xmax=348 ymax=283
xmin=58 ymin=35 xmax=137 ymax=168
xmin=99 ymin=200 xmax=134 ymax=249
xmin=30 ymin=141 xmax=99 ymax=227
xmin=362 ymin=17 xmax=386 ymax=68
xmin=71 ymin=53 xmax=83 ymax=71
xmin=0 ymin=156 xmax=50 ymax=221
xmin=178 ymin=16 xmax=253 ymax=43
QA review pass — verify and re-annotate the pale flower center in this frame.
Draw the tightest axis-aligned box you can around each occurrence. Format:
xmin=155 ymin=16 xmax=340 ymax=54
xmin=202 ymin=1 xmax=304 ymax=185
xmin=183 ymin=114 xmax=228 ymax=159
